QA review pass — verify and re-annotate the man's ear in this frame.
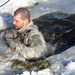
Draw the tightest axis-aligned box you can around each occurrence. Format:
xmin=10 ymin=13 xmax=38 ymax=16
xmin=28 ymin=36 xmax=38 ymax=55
xmin=24 ymin=19 xmax=29 ymax=25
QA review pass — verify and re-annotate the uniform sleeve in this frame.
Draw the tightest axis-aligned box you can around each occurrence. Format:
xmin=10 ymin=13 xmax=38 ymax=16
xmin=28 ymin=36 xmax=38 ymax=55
xmin=4 ymin=30 xmax=20 ymax=48
xmin=16 ymin=34 xmax=45 ymax=60
xmin=4 ymin=31 xmax=14 ymax=47
xmin=31 ymin=34 xmax=43 ymax=46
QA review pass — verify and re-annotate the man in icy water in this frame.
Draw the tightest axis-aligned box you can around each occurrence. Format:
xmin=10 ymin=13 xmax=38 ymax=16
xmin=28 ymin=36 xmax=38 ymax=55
xmin=4 ymin=7 xmax=52 ymax=61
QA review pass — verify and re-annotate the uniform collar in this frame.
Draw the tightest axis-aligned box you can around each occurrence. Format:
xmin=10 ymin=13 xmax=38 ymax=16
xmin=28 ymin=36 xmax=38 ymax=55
xmin=17 ymin=21 xmax=33 ymax=33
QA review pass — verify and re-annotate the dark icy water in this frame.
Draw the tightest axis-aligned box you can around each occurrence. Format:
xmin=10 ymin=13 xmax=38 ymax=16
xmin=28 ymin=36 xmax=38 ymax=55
xmin=33 ymin=11 xmax=75 ymax=54
xmin=1 ymin=11 xmax=75 ymax=56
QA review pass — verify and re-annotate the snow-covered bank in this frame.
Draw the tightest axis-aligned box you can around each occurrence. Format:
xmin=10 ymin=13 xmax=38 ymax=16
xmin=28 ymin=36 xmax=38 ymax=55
xmin=0 ymin=0 xmax=75 ymax=17
xmin=0 ymin=0 xmax=75 ymax=30
xmin=0 ymin=0 xmax=46 ymax=30
xmin=46 ymin=46 xmax=75 ymax=75
xmin=0 ymin=0 xmax=46 ymax=14
xmin=46 ymin=46 xmax=75 ymax=62
xmin=30 ymin=0 xmax=75 ymax=19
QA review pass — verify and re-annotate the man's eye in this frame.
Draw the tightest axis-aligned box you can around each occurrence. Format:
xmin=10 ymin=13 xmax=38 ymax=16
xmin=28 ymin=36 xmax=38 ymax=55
xmin=16 ymin=20 xmax=18 ymax=22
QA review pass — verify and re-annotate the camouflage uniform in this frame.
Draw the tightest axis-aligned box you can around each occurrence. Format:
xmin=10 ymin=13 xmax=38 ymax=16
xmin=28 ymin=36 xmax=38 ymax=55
xmin=4 ymin=21 xmax=50 ymax=60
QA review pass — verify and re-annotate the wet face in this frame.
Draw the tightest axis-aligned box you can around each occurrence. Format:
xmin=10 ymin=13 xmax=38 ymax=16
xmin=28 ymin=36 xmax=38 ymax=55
xmin=13 ymin=14 xmax=25 ymax=30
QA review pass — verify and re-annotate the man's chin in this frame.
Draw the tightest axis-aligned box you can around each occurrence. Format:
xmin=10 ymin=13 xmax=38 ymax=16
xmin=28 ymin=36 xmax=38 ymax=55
xmin=15 ymin=28 xmax=19 ymax=30
xmin=15 ymin=27 xmax=19 ymax=30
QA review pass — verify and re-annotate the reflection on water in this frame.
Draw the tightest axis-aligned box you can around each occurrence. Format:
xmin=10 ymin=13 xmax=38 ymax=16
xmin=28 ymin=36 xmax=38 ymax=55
xmin=33 ymin=11 xmax=75 ymax=54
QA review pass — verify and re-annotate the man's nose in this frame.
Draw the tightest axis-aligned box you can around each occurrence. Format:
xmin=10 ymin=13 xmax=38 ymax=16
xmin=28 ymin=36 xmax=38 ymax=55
xmin=13 ymin=21 xmax=16 ymax=25
xmin=13 ymin=21 xmax=15 ymax=24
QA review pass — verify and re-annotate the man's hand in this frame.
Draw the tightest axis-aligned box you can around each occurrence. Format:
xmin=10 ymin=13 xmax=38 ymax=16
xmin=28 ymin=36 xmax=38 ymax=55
xmin=4 ymin=31 xmax=14 ymax=39
xmin=11 ymin=48 xmax=16 ymax=52
xmin=9 ymin=40 xmax=16 ymax=48
xmin=4 ymin=31 xmax=14 ymax=47
xmin=8 ymin=39 xmax=16 ymax=52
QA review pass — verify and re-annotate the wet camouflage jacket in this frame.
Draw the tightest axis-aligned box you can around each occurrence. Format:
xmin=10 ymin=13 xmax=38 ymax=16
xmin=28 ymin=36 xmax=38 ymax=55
xmin=4 ymin=21 xmax=50 ymax=60
xmin=16 ymin=21 xmax=48 ymax=60
xmin=8 ymin=21 xmax=48 ymax=60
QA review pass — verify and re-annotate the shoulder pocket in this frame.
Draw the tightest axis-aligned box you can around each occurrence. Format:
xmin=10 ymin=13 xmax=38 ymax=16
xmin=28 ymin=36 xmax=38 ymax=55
xmin=31 ymin=35 xmax=42 ymax=46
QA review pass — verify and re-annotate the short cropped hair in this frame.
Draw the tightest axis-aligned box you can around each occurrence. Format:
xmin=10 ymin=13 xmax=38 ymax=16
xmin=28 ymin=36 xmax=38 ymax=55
xmin=14 ymin=7 xmax=30 ymax=21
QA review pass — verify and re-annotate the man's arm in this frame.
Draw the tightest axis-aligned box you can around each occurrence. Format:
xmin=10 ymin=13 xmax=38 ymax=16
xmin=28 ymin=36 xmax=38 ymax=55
xmin=4 ymin=30 xmax=20 ymax=51
xmin=16 ymin=34 xmax=46 ymax=60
